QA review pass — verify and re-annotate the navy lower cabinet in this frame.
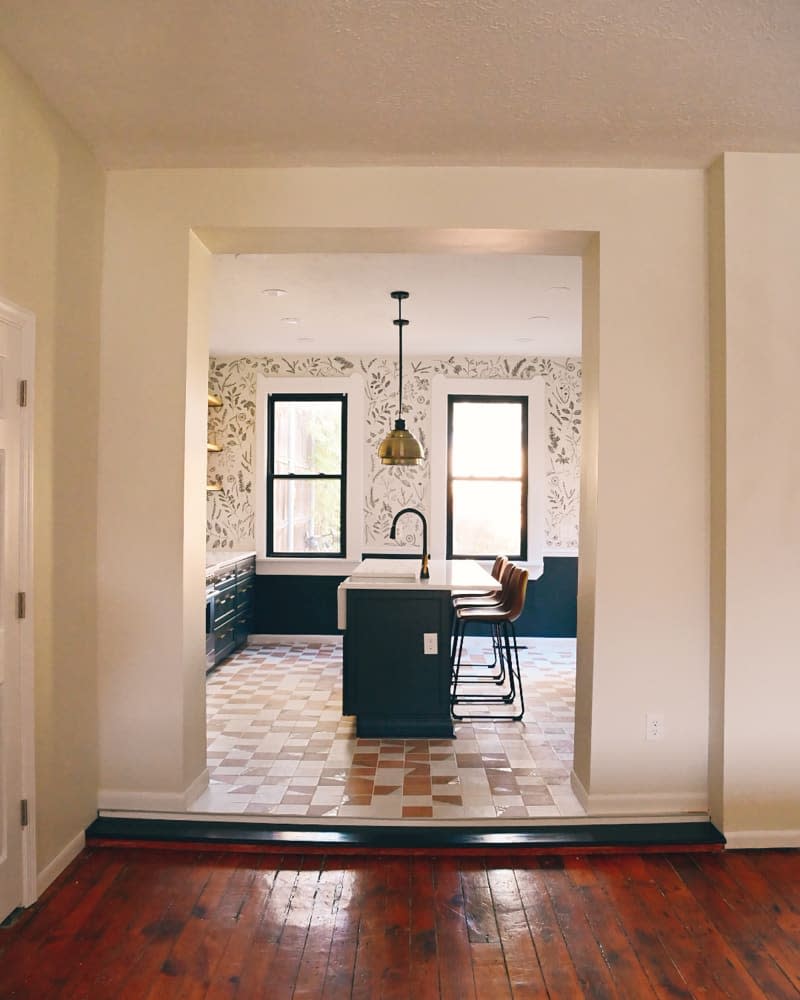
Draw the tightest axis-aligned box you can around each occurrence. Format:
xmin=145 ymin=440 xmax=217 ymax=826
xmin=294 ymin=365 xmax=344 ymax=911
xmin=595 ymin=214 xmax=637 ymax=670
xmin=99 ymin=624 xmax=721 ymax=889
xmin=206 ymin=556 xmax=255 ymax=670
xmin=343 ymin=588 xmax=454 ymax=738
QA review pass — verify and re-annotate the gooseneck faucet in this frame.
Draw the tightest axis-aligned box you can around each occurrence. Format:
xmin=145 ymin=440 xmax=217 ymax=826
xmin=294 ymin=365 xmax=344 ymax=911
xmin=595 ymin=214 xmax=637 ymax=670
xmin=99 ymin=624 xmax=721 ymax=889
xmin=389 ymin=507 xmax=430 ymax=579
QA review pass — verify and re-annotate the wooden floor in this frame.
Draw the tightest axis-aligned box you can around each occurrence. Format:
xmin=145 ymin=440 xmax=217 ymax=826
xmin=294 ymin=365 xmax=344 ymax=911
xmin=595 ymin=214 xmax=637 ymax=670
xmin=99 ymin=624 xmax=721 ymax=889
xmin=2 ymin=846 xmax=800 ymax=998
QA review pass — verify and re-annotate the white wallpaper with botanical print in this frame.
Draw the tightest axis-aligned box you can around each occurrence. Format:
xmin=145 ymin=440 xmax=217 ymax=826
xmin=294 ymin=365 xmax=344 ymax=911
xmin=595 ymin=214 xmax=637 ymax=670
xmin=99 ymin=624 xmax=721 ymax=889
xmin=207 ymin=355 xmax=581 ymax=553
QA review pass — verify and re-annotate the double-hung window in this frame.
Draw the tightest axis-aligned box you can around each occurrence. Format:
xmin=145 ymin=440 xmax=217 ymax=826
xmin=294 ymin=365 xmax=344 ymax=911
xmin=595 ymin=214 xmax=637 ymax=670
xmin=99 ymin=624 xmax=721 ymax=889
xmin=446 ymin=394 xmax=529 ymax=561
xmin=256 ymin=373 xmax=363 ymax=568
xmin=267 ymin=393 xmax=347 ymax=557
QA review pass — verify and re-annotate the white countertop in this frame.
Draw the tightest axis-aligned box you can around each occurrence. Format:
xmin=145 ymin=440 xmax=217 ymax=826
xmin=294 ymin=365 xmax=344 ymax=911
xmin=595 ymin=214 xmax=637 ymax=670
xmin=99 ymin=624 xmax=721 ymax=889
xmin=205 ymin=550 xmax=257 ymax=579
xmin=337 ymin=558 xmax=499 ymax=628
xmin=342 ymin=558 xmax=499 ymax=591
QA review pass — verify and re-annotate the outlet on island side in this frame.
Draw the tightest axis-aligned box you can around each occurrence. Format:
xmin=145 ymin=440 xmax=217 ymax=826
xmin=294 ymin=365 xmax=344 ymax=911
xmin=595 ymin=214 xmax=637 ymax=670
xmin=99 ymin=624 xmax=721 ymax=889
xmin=423 ymin=633 xmax=438 ymax=655
xmin=646 ymin=712 xmax=665 ymax=741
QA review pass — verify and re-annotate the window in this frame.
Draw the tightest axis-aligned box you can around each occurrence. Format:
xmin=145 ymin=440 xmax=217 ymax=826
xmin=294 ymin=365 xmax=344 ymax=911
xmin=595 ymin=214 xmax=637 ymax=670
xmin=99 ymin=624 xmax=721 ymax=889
xmin=256 ymin=374 xmax=363 ymax=569
xmin=430 ymin=376 xmax=544 ymax=570
xmin=447 ymin=395 xmax=528 ymax=560
xmin=267 ymin=394 xmax=346 ymax=556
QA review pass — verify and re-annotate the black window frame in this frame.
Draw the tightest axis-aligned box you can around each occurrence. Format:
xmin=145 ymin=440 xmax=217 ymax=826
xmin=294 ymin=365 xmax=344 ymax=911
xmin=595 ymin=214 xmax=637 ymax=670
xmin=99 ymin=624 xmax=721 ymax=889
xmin=446 ymin=393 xmax=528 ymax=561
xmin=266 ymin=392 xmax=348 ymax=558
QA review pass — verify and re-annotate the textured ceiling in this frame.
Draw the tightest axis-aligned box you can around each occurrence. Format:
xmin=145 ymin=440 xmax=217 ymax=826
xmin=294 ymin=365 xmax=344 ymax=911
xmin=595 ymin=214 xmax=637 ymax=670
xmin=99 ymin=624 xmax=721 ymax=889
xmin=210 ymin=253 xmax=582 ymax=357
xmin=1 ymin=0 xmax=798 ymax=168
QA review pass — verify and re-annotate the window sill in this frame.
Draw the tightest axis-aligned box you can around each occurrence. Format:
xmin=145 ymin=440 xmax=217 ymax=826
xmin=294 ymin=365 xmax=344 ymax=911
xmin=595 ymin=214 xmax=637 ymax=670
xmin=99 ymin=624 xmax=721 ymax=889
xmin=256 ymin=557 xmax=361 ymax=577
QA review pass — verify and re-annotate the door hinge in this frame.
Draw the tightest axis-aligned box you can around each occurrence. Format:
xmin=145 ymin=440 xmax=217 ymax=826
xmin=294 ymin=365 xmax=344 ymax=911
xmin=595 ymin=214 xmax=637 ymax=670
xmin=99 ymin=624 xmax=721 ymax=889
xmin=18 ymin=380 xmax=28 ymax=407
xmin=16 ymin=592 xmax=26 ymax=619
xmin=20 ymin=800 xmax=29 ymax=828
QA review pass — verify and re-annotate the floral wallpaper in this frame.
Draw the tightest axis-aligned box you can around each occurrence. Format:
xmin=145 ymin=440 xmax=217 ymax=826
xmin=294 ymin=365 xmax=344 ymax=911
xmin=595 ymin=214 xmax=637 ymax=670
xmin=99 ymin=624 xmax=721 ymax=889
xmin=207 ymin=355 xmax=581 ymax=553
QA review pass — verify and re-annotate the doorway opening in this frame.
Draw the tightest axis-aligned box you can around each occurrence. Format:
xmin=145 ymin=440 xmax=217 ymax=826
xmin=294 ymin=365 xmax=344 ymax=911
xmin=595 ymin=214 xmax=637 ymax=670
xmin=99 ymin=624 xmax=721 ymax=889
xmin=195 ymin=235 xmax=587 ymax=825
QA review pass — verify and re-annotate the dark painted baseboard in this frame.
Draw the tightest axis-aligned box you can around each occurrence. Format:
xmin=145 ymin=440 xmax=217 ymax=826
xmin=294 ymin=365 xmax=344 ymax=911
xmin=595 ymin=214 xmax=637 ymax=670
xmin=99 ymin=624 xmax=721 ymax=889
xmin=253 ymin=556 xmax=578 ymax=638
xmin=86 ymin=816 xmax=724 ymax=853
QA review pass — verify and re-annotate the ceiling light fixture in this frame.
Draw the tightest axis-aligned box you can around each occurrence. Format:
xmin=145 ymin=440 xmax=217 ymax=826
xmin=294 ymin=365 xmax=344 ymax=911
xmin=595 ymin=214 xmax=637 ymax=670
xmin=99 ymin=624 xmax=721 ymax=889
xmin=528 ymin=315 xmax=550 ymax=321
xmin=378 ymin=291 xmax=424 ymax=466
xmin=262 ymin=287 xmax=288 ymax=296
xmin=281 ymin=316 xmax=300 ymax=325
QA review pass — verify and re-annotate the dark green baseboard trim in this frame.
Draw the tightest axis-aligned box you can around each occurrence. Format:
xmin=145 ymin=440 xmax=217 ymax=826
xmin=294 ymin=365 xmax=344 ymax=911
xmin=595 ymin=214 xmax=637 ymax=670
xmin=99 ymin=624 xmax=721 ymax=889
xmin=87 ymin=816 xmax=724 ymax=854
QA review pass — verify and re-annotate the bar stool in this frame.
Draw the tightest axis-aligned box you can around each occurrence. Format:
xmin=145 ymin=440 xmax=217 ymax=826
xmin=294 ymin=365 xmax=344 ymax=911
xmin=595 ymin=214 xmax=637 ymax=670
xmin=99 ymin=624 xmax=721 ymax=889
xmin=450 ymin=557 xmax=512 ymax=683
xmin=450 ymin=564 xmax=529 ymax=722
xmin=451 ymin=555 xmax=508 ymax=608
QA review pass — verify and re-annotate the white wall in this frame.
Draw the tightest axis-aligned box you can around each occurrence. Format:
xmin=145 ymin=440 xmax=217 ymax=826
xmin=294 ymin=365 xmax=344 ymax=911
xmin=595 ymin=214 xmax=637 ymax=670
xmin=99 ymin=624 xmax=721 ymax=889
xmin=0 ymin=51 xmax=104 ymax=873
xmin=98 ymin=167 xmax=710 ymax=815
xmin=710 ymin=153 xmax=800 ymax=845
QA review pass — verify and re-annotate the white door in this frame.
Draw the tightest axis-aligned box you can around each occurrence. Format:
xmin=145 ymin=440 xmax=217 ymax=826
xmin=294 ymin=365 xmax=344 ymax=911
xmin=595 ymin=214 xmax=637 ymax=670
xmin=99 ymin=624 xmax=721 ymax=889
xmin=0 ymin=301 xmax=33 ymax=923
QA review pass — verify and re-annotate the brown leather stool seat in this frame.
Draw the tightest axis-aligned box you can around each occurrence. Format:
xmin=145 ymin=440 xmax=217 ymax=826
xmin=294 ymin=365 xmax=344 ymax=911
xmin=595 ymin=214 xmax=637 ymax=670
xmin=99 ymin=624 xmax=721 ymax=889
xmin=451 ymin=555 xmax=509 ymax=609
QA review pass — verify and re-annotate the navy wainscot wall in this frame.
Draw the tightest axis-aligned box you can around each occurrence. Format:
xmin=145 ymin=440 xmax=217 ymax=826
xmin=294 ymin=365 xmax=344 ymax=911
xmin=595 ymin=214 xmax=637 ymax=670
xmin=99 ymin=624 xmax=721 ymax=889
xmin=252 ymin=556 xmax=577 ymax=639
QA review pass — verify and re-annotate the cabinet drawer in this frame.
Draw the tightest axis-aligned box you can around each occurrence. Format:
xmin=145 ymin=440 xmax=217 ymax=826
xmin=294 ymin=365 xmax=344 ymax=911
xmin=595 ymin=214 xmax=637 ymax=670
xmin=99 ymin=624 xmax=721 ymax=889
xmin=236 ymin=589 xmax=254 ymax=614
xmin=213 ymin=569 xmax=236 ymax=590
xmin=213 ymin=590 xmax=237 ymax=625
xmin=215 ymin=624 xmax=236 ymax=662
xmin=234 ymin=618 xmax=249 ymax=649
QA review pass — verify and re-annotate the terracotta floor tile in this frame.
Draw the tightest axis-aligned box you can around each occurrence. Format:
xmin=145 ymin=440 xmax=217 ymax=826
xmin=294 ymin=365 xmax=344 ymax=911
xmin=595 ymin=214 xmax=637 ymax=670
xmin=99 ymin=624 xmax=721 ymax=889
xmin=403 ymin=779 xmax=433 ymax=796
xmin=201 ymin=637 xmax=582 ymax=822
xmin=455 ymin=753 xmax=484 ymax=768
xmin=402 ymin=806 xmax=434 ymax=818
xmin=373 ymin=785 xmax=402 ymax=796
xmin=404 ymin=764 xmax=431 ymax=777
xmin=342 ymin=794 xmax=372 ymax=806
xmin=344 ymin=778 xmax=374 ymax=795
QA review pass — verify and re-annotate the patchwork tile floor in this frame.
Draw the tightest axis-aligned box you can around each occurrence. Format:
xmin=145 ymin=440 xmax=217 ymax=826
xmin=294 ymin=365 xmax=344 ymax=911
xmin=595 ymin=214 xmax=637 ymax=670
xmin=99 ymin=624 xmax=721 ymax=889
xmin=189 ymin=637 xmax=584 ymax=821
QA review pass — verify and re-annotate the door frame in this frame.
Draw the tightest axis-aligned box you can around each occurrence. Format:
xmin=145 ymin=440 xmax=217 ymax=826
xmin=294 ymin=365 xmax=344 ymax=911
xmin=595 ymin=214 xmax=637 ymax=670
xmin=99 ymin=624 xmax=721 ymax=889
xmin=0 ymin=296 xmax=36 ymax=906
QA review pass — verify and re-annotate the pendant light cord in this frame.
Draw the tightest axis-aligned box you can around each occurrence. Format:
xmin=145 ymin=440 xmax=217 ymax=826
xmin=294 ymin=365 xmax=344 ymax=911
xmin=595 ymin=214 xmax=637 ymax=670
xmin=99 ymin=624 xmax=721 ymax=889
xmin=397 ymin=295 xmax=403 ymax=421
xmin=390 ymin=290 xmax=410 ymax=427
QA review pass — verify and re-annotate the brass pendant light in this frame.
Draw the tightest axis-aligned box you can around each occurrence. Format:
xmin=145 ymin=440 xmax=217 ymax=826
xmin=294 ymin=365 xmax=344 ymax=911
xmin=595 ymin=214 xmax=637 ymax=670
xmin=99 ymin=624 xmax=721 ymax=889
xmin=378 ymin=290 xmax=425 ymax=466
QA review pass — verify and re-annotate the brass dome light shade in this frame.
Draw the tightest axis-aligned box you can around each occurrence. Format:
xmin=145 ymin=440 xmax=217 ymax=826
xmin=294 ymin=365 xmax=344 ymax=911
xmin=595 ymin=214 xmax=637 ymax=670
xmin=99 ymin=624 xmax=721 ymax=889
xmin=378 ymin=291 xmax=425 ymax=466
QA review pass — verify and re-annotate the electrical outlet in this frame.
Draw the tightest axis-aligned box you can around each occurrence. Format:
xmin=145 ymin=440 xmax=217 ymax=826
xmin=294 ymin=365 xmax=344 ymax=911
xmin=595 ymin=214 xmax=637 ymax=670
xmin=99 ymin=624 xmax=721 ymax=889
xmin=646 ymin=713 xmax=665 ymax=741
xmin=423 ymin=632 xmax=438 ymax=655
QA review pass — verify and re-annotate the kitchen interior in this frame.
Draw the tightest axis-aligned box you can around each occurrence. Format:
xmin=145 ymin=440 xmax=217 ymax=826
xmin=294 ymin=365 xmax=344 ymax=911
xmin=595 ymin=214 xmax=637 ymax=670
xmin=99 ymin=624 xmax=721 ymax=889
xmin=198 ymin=251 xmax=583 ymax=823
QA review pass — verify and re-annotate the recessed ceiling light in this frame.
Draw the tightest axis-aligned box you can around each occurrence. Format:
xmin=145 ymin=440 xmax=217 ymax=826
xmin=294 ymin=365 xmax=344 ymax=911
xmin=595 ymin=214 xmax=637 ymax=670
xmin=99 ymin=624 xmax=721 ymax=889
xmin=281 ymin=317 xmax=300 ymax=325
xmin=262 ymin=288 xmax=288 ymax=297
xmin=549 ymin=285 xmax=570 ymax=292
xmin=527 ymin=315 xmax=550 ymax=321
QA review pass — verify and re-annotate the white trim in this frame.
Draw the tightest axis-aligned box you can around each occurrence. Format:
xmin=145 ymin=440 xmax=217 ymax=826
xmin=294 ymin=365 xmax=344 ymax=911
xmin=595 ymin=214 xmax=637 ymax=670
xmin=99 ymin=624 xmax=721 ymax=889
xmin=570 ymin=769 xmax=590 ymax=811
xmin=255 ymin=373 xmax=364 ymax=564
xmin=723 ymin=829 xmax=800 ymax=850
xmin=0 ymin=296 xmax=37 ymax=907
xmin=248 ymin=634 xmax=343 ymax=646
xmin=183 ymin=768 xmax=210 ymax=808
xmin=36 ymin=830 xmax=85 ymax=898
xmin=98 ymin=768 xmax=210 ymax=812
xmin=545 ymin=547 xmax=579 ymax=558
xmin=256 ymin=557 xmax=360 ymax=576
xmin=570 ymin=770 xmax=708 ymax=817
xmin=430 ymin=375 xmax=546 ymax=566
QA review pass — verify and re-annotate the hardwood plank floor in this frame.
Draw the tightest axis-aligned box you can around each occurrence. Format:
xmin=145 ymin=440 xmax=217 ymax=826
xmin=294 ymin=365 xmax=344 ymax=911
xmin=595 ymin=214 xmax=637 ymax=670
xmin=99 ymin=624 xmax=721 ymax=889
xmin=2 ymin=846 xmax=799 ymax=998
